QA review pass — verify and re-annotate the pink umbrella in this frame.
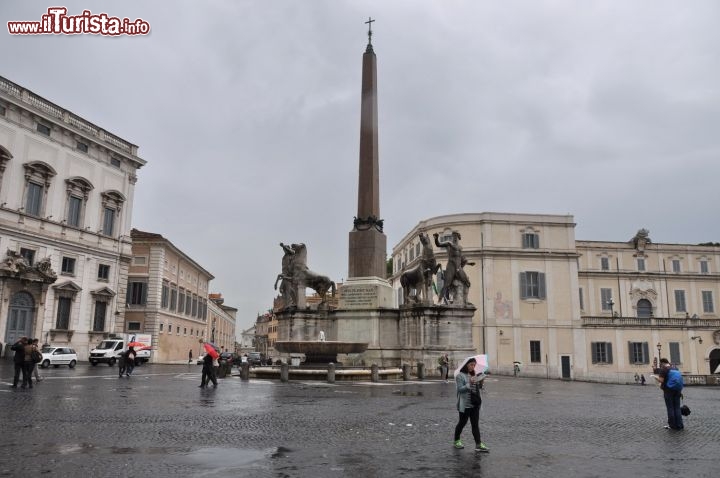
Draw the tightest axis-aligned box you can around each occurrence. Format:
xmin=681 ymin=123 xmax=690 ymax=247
xmin=454 ymin=354 xmax=489 ymax=378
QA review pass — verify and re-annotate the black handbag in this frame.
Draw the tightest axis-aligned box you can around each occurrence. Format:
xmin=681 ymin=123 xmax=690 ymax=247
xmin=680 ymin=404 xmax=691 ymax=416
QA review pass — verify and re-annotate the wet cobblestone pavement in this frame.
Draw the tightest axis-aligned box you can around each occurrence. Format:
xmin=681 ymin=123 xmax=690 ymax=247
xmin=1 ymin=361 xmax=718 ymax=477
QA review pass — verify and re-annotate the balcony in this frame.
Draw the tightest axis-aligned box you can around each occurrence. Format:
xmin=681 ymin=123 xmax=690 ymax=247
xmin=581 ymin=316 xmax=720 ymax=328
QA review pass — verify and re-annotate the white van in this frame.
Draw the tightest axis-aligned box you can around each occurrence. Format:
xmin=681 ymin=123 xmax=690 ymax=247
xmin=89 ymin=334 xmax=151 ymax=366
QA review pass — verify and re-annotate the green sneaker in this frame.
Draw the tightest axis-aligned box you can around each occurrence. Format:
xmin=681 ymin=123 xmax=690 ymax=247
xmin=453 ymin=440 xmax=464 ymax=449
xmin=475 ymin=442 xmax=489 ymax=453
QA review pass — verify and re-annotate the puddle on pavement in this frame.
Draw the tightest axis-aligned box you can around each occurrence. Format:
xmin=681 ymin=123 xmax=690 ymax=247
xmin=176 ymin=447 xmax=270 ymax=468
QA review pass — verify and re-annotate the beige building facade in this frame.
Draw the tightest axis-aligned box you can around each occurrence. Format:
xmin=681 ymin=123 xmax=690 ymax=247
xmin=207 ymin=293 xmax=237 ymax=354
xmin=391 ymin=213 xmax=720 ymax=383
xmin=128 ymin=229 xmax=217 ymax=363
xmin=0 ymin=76 xmax=145 ymax=360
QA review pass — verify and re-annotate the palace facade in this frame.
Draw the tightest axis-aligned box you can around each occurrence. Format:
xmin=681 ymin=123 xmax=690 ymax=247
xmin=391 ymin=213 xmax=720 ymax=383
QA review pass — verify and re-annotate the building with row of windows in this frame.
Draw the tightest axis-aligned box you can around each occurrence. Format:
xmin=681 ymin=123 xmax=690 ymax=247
xmin=0 ymin=75 xmax=144 ymax=359
xmin=391 ymin=213 xmax=720 ymax=382
xmin=0 ymin=76 xmax=237 ymax=363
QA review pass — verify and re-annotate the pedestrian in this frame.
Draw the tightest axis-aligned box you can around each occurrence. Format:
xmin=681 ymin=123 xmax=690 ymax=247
xmin=453 ymin=357 xmax=489 ymax=452
xmin=188 ymin=349 xmax=193 ymax=364
xmin=199 ymin=353 xmax=218 ymax=388
xmin=439 ymin=353 xmax=449 ymax=382
xmin=22 ymin=338 xmax=35 ymax=388
xmin=640 ymin=374 xmax=646 ymax=386
xmin=10 ymin=337 xmax=29 ymax=388
xmin=634 ymin=373 xmax=639 ymax=384
xmin=31 ymin=338 xmax=43 ymax=383
xmin=117 ymin=352 xmax=126 ymax=378
xmin=653 ymin=358 xmax=684 ymax=430
xmin=124 ymin=346 xmax=136 ymax=377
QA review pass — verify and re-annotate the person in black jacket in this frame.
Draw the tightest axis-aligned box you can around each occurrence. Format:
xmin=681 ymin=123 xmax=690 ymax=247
xmin=10 ymin=337 xmax=29 ymax=388
xmin=199 ymin=354 xmax=217 ymax=388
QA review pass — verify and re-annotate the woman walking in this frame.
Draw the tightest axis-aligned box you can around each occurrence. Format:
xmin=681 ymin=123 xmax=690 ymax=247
xmin=453 ymin=357 xmax=489 ymax=452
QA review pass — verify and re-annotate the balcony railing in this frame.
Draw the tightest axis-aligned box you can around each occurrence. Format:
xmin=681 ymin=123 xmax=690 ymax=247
xmin=581 ymin=316 xmax=720 ymax=328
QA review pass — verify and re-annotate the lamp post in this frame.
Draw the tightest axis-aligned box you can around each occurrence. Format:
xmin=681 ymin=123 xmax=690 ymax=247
xmin=657 ymin=342 xmax=662 ymax=360
xmin=607 ymin=298 xmax=615 ymax=317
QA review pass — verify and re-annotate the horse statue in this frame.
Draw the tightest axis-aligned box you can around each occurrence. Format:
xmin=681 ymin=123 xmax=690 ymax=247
xmin=287 ymin=243 xmax=336 ymax=308
xmin=400 ymin=232 xmax=441 ymax=305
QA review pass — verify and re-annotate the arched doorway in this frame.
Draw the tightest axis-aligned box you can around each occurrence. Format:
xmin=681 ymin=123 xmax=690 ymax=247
xmin=637 ymin=299 xmax=653 ymax=318
xmin=710 ymin=349 xmax=720 ymax=375
xmin=4 ymin=291 xmax=35 ymax=346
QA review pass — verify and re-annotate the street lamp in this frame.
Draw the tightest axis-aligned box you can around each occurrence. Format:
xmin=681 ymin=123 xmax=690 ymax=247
xmin=657 ymin=342 xmax=662 ymax=359
xmin=691 ymin=336 xmax=703 ymax=345
xmin=607 ymin=298 xmax=615 ymax=317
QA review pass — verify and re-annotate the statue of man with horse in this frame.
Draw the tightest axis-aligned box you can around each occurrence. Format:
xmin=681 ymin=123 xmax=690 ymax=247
xmin=275 ymin=243 xmax=336 ymax=309
xmin=400 ymin=232 xmax=441 ymax=305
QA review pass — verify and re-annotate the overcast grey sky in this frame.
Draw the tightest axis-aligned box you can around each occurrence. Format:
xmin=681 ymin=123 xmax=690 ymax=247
xmin=2 ymin=1 xmax=719 ymax=332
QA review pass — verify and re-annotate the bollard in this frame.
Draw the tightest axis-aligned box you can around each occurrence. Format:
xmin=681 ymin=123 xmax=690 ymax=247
xmin=327 ymin=362 xmax=336 ymax=384
xmin=416 ymin=361 xmax=425 ymax=381
xmin=240 ymin=362 xmax=250 ymax=381
xmin=371 ymin=363 xmax=379 ymax=382
xmin=280 ymin=363 xmax=289 ymax=382
xmin=402 ymin=363 xmax=410 ymax=381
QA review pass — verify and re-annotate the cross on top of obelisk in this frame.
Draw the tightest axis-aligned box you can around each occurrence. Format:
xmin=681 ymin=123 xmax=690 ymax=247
xmin=365 ymin=17 xmax=375 ymax=46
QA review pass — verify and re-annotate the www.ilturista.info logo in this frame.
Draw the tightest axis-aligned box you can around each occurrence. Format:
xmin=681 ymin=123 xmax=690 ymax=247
xmin=7 ymin=7 xmax=150 ymax=36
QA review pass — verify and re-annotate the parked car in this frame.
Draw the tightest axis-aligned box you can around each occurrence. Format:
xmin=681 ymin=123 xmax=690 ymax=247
xmin=40 ymin=346 xmax=77 ymax=368
xmin=247 ymin=352 xmax=265 ymax=366
xmin=219 ymin=352 xmax=237 ymax=366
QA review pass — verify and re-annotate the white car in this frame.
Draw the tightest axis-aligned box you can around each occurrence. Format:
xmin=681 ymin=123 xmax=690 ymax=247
xmin=40 ymin=346 xmax=78 ymax=368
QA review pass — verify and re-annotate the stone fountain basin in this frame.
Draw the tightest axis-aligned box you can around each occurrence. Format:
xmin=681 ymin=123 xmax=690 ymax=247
xmin=274 ymin=341 xmax=368 ymax=355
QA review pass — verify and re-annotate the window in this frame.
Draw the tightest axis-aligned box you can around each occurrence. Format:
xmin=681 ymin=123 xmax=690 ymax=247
xmin=168 ymin=324 xmax=172 ymax=333
xmin=178 ymin=290 xmax=185 ymax=313
xmin=67 ymin=196 xmax=82 ymax=227
xmin=192 ymin=296 xmax=198 ymax=317
xmin=127 ymin=322 xmax=141 ymax=331
xmin=700 ymin=261 xmax=709 ymax=274
xmin=161 ymin=283 xmax=169 ymax=309
xmin=132 ymin=256 xmax=147 ymax=266
xmin=36 ymin=123 xmax=50 ymax=136
xmin=61 ymin=257 xmax=76 ymax=275
xmin=159 ymin=323 xmax=164 ymax=332
xmin=522 ymin=233 xmax=539 ymax=249
xmin=669 ymin=342 xmax=681 ymax=365
xmin=672 ymin=260 xmax=681 ymax=273
xmin=55 ymin=297 xmax=71 ymax=329
xmin=637 ymin=258 xmax=645 ymax=271
xmin=26 ymin=182 xmax=43 ymax=216
xmin=674 ymin=290 xmax=686 ymax=313
xmin=530 ymin=341 xmax=541 ymax=363
xmin=637 ymin=299 xmax=653 ymax=318
xmin=170 ymin=287 xmax=177 ymax=311
xmin=102 ymin=207 xmax=115 ymax=236
xmin=76 ymin=141 xmax=88 ymax=153
xmin=591 ymin=342 xmax=613 ymax=364
xmin=600 ymin=288 xmax=613 ymax=311
xmin=185 ymin=295 xmax=192 ymax=315
xmin=409 ymin=247 xmax=415 ymax=261
xmin=702 ymin=291 xmax=714 ymax=313
xmin=600 ymin=257 xmax=610 ymax=271
xmin=579 ymin=288 xmax=584 ymax=310
xmin=183 ymin=327 xmax=187 ymax=335
xmin=628 ymin=341 xmax=649 ymax=364
xmin=23 ymin=162 xmax=55 ymax=218
xmin=110 ymin=157 xmax=121 ymax=168
xmin=0 ymin=105 xmax=5 ymax=116
xmin=93 ymin=300 xmax=106 ymax=331
xmin=98 ymin=264 xmax=110 ymax=280
xmin=519 ymin=272 xmax=546 ymax=299
xmin=415 ymin=243 xmax=420 ymax=258
xmin=127 ymin=281 xmax=147 ymax=306
xmin=19 ymin=248 xmax=35 ymax=266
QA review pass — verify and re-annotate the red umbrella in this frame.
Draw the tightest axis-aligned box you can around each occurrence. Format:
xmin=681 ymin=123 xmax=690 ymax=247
xmin=127 ymin=341 xmax=151 ymax=351
xmin=203 ymin=342 xmax=220 ymax=359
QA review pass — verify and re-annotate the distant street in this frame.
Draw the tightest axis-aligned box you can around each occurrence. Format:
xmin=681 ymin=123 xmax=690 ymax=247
xmin=0 ymin=361 xmax=718 ymax=477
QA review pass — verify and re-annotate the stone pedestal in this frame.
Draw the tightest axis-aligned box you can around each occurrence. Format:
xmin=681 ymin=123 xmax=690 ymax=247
xmin=338 ymin=277 xmax=394 ymax=310
xmin=348 ymin=229 xmax=387 ymax=279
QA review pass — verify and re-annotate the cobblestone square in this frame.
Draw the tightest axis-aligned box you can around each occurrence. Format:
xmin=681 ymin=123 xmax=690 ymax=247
xmin=1 ymin=362 xmax=718 ymax=477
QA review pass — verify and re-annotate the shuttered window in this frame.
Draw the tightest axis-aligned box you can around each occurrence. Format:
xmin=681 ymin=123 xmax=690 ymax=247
xmin=591 ymin=342 xmax=613 ymax=364
xmin=669 ymin=342 xmax=681 ymax=365
xmin=519 ymin=272 xmax=546 ymax=299
xmin=628 ymin=341 xmax=649 ymax=364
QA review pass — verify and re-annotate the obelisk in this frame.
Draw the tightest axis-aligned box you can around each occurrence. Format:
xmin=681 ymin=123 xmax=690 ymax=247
xmin=348 ymin=17 xmax=387 ymax=280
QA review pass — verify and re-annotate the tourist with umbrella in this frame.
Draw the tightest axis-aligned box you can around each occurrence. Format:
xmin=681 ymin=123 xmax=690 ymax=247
xmin=453 ymin=355 xmax=489 ymax=452
xmin=199 ymin=340 xmax=218 ymax=388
